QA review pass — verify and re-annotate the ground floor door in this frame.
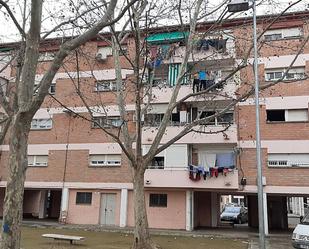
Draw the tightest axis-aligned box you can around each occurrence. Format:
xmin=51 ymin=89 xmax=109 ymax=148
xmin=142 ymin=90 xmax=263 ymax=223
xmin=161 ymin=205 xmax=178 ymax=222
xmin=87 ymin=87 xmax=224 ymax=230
xmin=100 ymin=193 xmax=116 ymax=225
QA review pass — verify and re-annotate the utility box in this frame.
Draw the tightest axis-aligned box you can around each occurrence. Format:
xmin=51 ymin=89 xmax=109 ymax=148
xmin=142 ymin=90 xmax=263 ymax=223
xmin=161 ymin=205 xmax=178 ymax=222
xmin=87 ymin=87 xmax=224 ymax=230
xmin=227 ymin=0 xmax=249 ymax=12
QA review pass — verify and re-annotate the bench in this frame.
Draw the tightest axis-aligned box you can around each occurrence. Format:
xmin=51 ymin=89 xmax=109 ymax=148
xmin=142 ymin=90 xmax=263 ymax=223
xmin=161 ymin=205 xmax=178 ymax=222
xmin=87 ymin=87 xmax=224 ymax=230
xmin=42 ymin=234 xmax=85 ymax=245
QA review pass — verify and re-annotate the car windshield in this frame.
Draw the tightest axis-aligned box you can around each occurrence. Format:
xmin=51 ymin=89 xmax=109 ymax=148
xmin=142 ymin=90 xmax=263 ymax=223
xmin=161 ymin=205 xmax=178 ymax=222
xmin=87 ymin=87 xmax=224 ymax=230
xmin=301 ymin=213 xmax=309 ymax=225
xmin=224 ymin=207 xmax=240 ymax=213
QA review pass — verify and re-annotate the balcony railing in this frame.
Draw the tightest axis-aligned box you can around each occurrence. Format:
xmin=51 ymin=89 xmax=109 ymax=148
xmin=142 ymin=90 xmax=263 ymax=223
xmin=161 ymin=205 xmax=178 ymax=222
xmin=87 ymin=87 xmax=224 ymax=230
xmin=144 ymin=168 xmax=239 ymax=189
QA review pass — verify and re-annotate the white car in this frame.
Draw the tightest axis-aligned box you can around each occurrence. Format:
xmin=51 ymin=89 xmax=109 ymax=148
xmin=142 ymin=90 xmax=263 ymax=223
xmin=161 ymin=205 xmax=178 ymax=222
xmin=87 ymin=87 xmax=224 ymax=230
xmin=292 ymin=212 xmax=309 ymax=249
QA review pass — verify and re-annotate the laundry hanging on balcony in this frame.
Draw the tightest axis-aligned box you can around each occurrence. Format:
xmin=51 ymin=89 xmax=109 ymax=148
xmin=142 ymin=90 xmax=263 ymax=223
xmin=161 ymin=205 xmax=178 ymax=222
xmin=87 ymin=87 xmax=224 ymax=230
xmin=147 ymin=44 xmax=179 ymax=69
xmin=188 ymin=152 xmax=235 ymax=181
xmin=215 ymin=152 xmax=235 ymax=168
xmin=188 ymin=164 xmax=234 ymax=181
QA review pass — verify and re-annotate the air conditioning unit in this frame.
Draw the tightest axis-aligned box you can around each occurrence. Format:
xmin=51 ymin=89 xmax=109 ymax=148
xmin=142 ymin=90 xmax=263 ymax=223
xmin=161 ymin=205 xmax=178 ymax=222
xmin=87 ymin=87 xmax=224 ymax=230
xmin=95 ymin=53 xmax=107 ymax=62
xmin=96 ymin=47 xmax=112 ymax=62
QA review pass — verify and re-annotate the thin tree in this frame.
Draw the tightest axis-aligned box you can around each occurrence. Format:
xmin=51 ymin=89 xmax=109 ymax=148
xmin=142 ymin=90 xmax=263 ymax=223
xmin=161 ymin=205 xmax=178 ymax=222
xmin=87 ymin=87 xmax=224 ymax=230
xmin=0 ymin=1 xmax=307 ymax=249
xmin=53 ymin=1 xmax=308 ymax=249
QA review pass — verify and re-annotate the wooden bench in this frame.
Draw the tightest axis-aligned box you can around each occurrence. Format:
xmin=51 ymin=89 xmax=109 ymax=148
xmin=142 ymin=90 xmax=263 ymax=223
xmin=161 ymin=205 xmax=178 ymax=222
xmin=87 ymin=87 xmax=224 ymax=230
xmin=42 ymin=234 xmax=85 ymax=245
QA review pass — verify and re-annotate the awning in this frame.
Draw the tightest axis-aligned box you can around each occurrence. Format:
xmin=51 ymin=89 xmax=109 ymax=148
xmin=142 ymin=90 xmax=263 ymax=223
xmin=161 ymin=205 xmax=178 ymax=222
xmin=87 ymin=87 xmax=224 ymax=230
xmin=146 ymin=31 xmax=189 ymax=44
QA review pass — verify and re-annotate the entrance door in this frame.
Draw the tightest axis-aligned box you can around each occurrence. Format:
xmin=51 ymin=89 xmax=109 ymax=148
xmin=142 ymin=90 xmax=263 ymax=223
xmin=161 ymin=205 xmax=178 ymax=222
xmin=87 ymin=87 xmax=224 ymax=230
xmin=100 ymin=194 xmax=116 ymax=225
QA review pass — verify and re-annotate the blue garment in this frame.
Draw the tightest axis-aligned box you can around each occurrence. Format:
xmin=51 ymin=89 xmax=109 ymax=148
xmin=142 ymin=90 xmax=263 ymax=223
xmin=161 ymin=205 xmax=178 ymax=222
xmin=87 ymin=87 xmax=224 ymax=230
xmin=3 ymin=223 xmax=9 ymax=233
xmin=215 ymin=152 xmax=235 ymax=168
xmin=199 ymin=71 xmax=206 ymax=80
xmin=197 ymin=166 xmax=205 ymax=174
xmin=154 ymin=59 xmax=162 ymax=68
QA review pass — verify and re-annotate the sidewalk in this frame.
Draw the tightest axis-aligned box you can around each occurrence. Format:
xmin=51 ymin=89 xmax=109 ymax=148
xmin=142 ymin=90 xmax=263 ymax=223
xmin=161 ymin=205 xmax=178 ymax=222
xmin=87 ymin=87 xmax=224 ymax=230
xmin=249 ymin=237 xmax=293 ymax=249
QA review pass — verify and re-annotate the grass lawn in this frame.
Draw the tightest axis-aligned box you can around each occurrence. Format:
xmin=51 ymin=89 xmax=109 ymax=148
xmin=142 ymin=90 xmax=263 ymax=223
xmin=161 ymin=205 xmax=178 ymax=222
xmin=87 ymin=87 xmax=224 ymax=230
xmin=21 ymin=226 xmax=248 ymax=249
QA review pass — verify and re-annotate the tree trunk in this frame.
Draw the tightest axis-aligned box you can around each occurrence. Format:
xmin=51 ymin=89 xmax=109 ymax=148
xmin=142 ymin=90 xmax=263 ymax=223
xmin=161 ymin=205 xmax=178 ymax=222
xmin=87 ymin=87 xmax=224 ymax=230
xmin=132 ymin=166 xmax=161 ymax=249
xmin=0 ymin=114 xmax=31 ymax=249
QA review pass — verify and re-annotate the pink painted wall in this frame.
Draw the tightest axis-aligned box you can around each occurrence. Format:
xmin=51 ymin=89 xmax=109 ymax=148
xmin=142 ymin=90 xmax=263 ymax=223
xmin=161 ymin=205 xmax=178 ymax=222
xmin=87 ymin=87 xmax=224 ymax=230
xmin=67 ymin=189 xmax=121 ymax=225
xmin=127 ymin=190 xmax=186 ymax=230
xmin=23 ymin=190 xmax=41 ymax=217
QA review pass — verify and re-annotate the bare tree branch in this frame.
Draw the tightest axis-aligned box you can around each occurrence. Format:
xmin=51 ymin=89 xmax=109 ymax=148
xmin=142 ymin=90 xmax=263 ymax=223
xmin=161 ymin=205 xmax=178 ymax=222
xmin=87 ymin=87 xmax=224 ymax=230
xmin=0 ymin=0 xmax=26 ymax=38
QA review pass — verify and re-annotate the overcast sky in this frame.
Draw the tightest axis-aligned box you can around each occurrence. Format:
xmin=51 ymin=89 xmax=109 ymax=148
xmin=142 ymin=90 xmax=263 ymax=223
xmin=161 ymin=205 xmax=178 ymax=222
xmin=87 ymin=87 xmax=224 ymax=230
xmin=0 ymin=0 xmax=308 ymax=43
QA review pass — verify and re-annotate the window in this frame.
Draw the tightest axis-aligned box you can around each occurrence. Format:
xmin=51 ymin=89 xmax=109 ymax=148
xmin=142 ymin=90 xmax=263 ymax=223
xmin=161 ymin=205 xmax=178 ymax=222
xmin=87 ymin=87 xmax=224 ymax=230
xmin=286 ymin=109 xmax=308 ymax=122
xmin=200 ymin=111 xmax=216 ymax=125
xmin=264 ymin=27 xmax=302 ymax=41
xmin=149 ymin=194 xmax=167 ymax=207
xmin=264 ymin=33 xmax=282 ymax=41
xmin=199 ymin=111 xmax=234 ymax=125
xmin=286 ymin=68 xmax=305 ymax=80
xmin=171 ymin=113 xmax=180 ymax=126
xmin=49 ymin=84 xmax=56 ymax=95
xmin=38 ymin=52 xmax=55 ymax=62
xmin=217 ymin=112 xmax=234 ymax=124
xmin=144 ymin=113 xmax=164 ymax=127
xmin=152 ymin=64 xmax=169 ymax=86
xmin=149 ymin=156 xmax=164 ymax=169
xmin=89 ymin=154 xmax=121 ymax=166
xmin=31 ymin=119 xmax=52 ymax=130
xmin=265 ymin=67 xmax=305 ymax=81
xmin=95 ymin=81 xmax=117 ymax=92
xmin=266 ymin=110 xmax=285 ymax=122
xmin=76 ymin=192 xmax=92 ymax=204
xmin=265 ymin=71 xmax=284 ymax=81
xmin=119 ymin=46 xmax=128 ymax=56
xmin=267 ymin=109 xmax=308 ymax=122
xmin=28 ymin=155 xmax=48 ymax=167
xmin=268 ymin=154 xmax=309 ymax=167
xmin=33 ymin=84 xmax=56 ymax=95
xmin=92 ymin=116 xmax=122 ymax=128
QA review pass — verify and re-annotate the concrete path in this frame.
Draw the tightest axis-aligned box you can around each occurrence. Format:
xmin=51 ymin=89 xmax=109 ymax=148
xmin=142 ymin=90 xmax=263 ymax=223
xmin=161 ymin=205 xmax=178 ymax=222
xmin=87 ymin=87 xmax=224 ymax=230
xmin=249 ymin=237 xmax=294 ymax=249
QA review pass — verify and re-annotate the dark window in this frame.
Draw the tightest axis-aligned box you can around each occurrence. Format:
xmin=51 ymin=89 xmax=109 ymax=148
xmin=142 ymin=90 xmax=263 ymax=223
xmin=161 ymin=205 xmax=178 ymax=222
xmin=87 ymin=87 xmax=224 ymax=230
xmin=149 ymin=194 xmax=167 ymax=207
xmin=264 ymin=33 xmax=282 ymax=41
xmin=191 ymin=107 xmax=198 ymax=121
xmin=200 ymin=111 xmax=216 ymax=124
xmin=144 ymin=114 xmax=164 ymax=126
xmin=171 ymin=113 xmax=180 ymax=125
xmin=150 ymin=156 xmax=164 ymax=169
xmin=266 ymin=110 xmax=285 ymax=122
xmin=76 ymin=192 xmax=92 ymax=204
xmin=217 ymin=112 xmax=234 ymax=124
xmin=49 ymin=84 xmax=56 ymax=95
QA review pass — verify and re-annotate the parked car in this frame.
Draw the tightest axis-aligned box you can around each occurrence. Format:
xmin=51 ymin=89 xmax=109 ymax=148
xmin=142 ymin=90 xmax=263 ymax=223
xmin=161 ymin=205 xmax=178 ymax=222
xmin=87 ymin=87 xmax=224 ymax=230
xmin=220 ymin=206 xmax=248 ymax=224
xmin=292 ymin=212 xmax=309 ymax=249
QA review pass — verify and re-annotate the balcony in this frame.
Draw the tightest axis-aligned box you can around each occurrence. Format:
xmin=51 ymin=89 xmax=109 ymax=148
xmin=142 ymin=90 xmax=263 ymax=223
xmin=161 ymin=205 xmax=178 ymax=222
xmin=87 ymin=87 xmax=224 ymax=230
xmin=170 ymin=40 xmax=236 ymax=63
xmin=144 ymin=168 xmax=239 ymax=189
xmin=142 ymin=124 xmax=237 ymax=144
xmin=147 ymin=80 xmax=237 ymax=104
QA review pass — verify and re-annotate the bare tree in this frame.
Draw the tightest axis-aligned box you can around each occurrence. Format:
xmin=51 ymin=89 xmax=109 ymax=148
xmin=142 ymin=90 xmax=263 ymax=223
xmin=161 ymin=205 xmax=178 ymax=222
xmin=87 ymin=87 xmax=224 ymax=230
xmin=56 ymin=1 xmax=308 ymax=249
xmin=0 ymin=0 xmax=307 ymax=249
xmin=0 ymin=0 xmax=138 ymax=248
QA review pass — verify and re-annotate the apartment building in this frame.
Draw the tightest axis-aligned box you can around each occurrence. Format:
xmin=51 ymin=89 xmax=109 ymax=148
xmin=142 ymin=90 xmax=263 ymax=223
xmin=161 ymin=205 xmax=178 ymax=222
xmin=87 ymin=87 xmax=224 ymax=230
xmin=0 ymin=10 xmax=308 ymax=232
